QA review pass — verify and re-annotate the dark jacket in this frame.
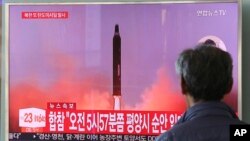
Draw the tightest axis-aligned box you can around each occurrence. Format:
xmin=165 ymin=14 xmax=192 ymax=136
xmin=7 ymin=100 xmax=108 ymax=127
xmin=156 ymin=101 xmax=245 ymax=141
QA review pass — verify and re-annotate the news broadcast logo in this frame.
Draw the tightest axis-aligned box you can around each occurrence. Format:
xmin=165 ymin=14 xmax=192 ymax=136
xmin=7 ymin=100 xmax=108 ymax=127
xmin=230 ymin=124 xmax=250 ymax=141
xmin=19 ymin=108 xmax=46 ymax=128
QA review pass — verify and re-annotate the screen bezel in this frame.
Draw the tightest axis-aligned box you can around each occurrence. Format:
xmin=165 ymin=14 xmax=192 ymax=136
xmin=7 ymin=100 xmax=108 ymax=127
xmin=1 ymin=0 xmax=242 ymax=140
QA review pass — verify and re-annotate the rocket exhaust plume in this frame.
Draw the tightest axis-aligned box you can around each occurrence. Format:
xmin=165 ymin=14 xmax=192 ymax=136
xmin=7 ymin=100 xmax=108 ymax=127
xmin=113 ymin=24 xmax=121 ymax=110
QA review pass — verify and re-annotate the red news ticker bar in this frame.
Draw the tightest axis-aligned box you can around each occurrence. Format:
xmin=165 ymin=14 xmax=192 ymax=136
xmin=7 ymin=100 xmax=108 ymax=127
xmin=22 ymin=11 xmax=68 ymax=19
xmin=45 ymin=110 xmax=182 ymax=135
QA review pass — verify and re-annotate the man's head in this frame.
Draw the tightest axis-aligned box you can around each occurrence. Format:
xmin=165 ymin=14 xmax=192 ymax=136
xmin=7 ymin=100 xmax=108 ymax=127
xmin=175 ymin=44 xmax=233 ymax=102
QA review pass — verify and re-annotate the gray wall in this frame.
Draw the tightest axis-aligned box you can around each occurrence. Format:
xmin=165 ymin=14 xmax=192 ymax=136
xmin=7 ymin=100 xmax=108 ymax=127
xmin=0 ymin=3 xmax=2 ymax=135
xmin=242 ymin=0 xmax=250 ymax=123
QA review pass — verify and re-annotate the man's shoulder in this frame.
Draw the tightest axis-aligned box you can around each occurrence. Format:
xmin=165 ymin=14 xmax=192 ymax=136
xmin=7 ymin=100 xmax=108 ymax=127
xmin=155 ymin=131 xmax=174 ymax=141
xmin=155 ymin=122 xmax=201 ymax=141
xmin=155 ymin=118 xmax=247 ymax=141
xmin=155 ymin=122 xmax=194 ymax=141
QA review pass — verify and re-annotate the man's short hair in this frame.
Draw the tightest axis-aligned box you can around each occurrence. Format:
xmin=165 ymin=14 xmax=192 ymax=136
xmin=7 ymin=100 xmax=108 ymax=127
xmin=175 ymin=44 xmax=233 ymax=101
xmin=204 ymin=39 xmax=216 ymax=46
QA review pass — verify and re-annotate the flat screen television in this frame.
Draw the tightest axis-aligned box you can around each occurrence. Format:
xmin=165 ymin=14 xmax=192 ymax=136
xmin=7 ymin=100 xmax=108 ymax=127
xmin=1 ymin=0 xmax=241 ymax=140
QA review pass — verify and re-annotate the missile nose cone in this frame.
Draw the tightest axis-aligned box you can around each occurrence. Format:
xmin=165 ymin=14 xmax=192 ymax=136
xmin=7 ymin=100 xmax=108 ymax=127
xmin=115 ymin=24 xmax=119 ymax=33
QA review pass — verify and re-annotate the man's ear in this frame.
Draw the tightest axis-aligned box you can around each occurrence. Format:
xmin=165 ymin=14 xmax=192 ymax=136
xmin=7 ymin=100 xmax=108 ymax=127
xmin=181 ymin=76 xmax=188 ymax=95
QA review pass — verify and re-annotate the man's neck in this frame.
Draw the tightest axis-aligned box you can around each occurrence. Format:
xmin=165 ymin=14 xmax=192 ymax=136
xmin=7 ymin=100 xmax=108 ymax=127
xmin=186 ymin=94 xmax=203 ymax=108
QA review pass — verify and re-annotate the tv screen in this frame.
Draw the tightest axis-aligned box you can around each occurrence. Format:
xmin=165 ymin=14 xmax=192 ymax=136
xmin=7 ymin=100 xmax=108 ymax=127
xmin=1 ymin=0 xmax=240 ymax=140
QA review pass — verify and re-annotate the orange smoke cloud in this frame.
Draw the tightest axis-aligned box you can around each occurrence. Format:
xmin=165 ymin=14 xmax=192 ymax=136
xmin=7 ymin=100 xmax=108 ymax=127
xmin=9 ymin=51 xmax=114 ymax=132
xmin=9 ymin=77 xmax=114 ymax=132
xmin=127 ymin=67 xmax=186 ymax=112
xmin=9 ymin=49 xmax=186 ymax=132
xmin=10 ymin=65 xmax=186 ymax=132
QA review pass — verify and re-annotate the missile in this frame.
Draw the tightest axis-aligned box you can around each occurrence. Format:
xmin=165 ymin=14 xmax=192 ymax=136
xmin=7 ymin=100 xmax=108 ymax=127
xmin=113 ymin=24 xmax=121 ymax=96
xmin=113 ymin=24 xmax=121 ymax=110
